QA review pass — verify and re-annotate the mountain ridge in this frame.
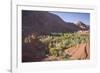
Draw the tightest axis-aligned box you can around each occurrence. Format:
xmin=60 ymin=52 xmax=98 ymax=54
xmin=22 ymin=10 xmax=89 ymax=36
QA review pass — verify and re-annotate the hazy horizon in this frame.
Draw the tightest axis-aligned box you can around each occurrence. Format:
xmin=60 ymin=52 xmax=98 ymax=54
xmin=50 ymin=12 xmax=90 ymax=25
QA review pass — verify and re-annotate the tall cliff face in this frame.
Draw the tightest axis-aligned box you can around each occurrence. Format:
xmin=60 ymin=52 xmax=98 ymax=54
xmin=22 ymin=10 xmax=87 ymax=36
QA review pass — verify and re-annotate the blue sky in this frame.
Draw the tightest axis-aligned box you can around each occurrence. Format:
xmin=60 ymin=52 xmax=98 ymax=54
xmin=50 ymin=12 xmax=90 ymax=25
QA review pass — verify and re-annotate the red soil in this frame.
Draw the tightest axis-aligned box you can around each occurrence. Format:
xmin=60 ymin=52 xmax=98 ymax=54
xmin=64 ymin=43 xmax=90 ymax=60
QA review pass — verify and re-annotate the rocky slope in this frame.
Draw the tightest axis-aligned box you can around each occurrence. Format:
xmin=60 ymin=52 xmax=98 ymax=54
xmin=22 ymin=10 xmax=89 ymax=36
xmin=75 ymin=21 xmax=89 ymax=30
xmin=22 ymin=10 xmax=90 ymax=62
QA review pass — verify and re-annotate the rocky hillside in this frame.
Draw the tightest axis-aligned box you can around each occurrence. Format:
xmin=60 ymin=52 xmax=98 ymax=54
xmin=75 ymin=21 xmax=89 ymax=30
xmin=22 ymin=10 xmax=90 ymax=62
xmin=22 ymin=10 xmax=89 ymax=36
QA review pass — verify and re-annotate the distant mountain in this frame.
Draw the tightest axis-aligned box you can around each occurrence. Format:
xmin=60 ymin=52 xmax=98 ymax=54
xmin=75 ymin=21 xmax=89 ymax=30
xmin=22 ymin=10 xmax=89 ymax=36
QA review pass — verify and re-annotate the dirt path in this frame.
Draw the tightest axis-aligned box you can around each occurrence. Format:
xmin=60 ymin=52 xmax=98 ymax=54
xmin=65 ymin=43 xmax=90 ymax=60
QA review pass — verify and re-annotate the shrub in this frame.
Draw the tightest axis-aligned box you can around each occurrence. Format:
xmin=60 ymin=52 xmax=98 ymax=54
xmin=38 ymin=32 xmax=89 ymax=58
xmin=49 ymin=48 xmax=58 ymax=57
